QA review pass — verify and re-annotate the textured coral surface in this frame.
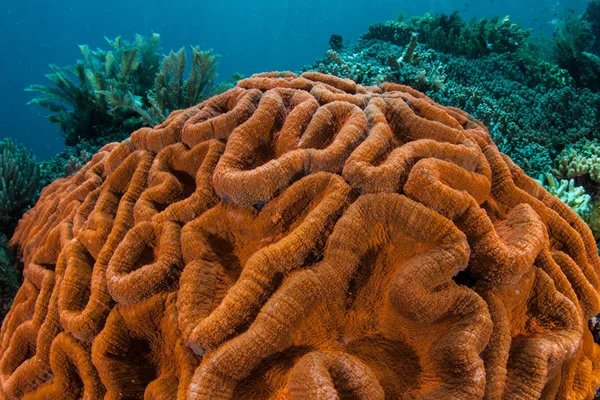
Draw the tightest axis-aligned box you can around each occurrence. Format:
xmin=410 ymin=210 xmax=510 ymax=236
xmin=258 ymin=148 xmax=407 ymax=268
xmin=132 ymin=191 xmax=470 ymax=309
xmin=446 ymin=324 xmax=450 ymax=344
xmin=2 ymin=71 xmax=600 ymax=399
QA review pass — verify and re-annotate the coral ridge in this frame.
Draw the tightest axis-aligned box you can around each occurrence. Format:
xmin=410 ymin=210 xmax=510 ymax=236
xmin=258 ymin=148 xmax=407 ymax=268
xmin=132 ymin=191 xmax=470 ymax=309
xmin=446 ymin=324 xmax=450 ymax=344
xmin=1 ymin=71 xmax=600 ymax=399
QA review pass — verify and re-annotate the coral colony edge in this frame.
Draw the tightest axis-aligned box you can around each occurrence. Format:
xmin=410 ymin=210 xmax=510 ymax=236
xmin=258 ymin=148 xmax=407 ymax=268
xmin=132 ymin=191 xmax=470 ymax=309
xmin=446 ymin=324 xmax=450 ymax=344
xmin=1 ymin=71 xmax=600 ymax=399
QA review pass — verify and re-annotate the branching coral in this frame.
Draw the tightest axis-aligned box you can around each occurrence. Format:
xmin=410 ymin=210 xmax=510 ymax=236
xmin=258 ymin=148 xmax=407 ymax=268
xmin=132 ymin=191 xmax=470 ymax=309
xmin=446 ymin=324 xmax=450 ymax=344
xmin=26 ymin=34 xmax=220 ymax=146
xmin=548 ymin=140 xmax=600 ymax=241
xmin=540 ymin=173 xmax=592 ymax=217
xmin=2 ymin=72 xmax=600 ymax=399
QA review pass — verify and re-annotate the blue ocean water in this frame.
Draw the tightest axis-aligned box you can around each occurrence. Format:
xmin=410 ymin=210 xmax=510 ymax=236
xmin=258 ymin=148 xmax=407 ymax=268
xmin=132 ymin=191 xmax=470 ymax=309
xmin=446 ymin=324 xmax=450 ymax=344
xmin=0 ymin=0 xmax=587 ymax=160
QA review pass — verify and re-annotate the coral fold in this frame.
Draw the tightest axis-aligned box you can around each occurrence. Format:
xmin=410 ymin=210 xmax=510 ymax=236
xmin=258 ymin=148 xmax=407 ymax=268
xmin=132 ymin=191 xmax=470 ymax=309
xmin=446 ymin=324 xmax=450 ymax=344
xmin=2 ymin=71 xmax=600 ymax=399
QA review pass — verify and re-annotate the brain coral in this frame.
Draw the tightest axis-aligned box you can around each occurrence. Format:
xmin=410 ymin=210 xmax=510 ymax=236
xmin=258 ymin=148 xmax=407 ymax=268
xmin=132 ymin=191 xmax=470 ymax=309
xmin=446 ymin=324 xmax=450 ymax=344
xmin=2 ymin=71 xmax=600 ymax=399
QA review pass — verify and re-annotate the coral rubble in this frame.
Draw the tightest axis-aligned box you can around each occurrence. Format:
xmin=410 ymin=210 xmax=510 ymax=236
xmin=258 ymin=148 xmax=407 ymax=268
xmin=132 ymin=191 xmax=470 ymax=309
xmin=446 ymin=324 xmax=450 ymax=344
xmin=2 ymin=72 xmax=600 ymax=399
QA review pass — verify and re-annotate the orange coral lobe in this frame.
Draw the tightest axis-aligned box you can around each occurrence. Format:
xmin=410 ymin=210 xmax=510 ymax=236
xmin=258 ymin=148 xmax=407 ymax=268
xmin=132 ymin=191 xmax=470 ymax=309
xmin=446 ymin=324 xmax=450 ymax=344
xmin=2 ymin=71 xmax=600 ymax=399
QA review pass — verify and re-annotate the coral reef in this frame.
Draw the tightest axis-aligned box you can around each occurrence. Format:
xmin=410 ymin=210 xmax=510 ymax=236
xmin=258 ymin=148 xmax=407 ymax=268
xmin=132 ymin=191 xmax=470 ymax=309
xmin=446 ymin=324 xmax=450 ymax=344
xmin=2 ymin=72 xmax=600 ymax=399
xmin=361 ymin=11 xmax=531 ymax=58
xmin=536 ymin=173 xmax=600 ymax=241
xmin=0 ymin=139 xmax=38 ymax=323
xmin=329 ymin=34 xmax=343 ymax=51
xmin=540 ymin=173 xmax=593 ymax=218
xmin=109 ymin=45 xmax=220 ymax=127
xmin=26 ymin=34 xmax=220 ymax=146
xmin=303 ymin=20 xmax=600 ymax=177
xmin=0 ymin=237 xmax=19 ymax=321
xmin=553 ymin=7 xmax=600 ymax=91
xmin=548 ymin=139 xmax=600 ymax=241
xmin=583 ymin=203 xmax=600 ymax=242
xmin=0 ymin=139 xmax=41 ymax=237
xmin=38 ymin=132 xmax=131 ymax=187
xmin=585 ymin=0 xmax=600 ymax=55
xmin=554 ymin=138 xmax=600 ymax=186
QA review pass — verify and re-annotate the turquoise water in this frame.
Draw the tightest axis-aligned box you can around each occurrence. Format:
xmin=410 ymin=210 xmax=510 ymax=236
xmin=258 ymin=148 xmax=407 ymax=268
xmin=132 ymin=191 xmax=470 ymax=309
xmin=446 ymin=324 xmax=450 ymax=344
xmin=0 ymin=0 xmax=587 ymax=160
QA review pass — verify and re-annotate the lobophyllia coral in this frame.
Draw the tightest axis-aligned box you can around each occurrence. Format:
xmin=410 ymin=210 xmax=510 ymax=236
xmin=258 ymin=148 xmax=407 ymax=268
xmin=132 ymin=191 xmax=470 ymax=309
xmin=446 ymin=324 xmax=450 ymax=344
xmin=2 ymin=71 xmax=600 ymax=399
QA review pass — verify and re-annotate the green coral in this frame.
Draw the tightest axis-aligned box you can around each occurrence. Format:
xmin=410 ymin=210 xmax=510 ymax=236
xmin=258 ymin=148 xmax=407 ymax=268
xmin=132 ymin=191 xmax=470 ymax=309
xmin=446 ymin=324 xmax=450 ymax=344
xmin=585 ymin=0 xmax=600 ymax=54
xmin=584 ymin=201 xmax=600 ymax=241
xmin=107 ymin=45 xmax=220 ymax=126
xmin=552 ymin=12 xmax=600 ymax=90
xmin=0 ymin=138 xmax=41 ymax=311
xmin=304 ymin=33 xmax=600 ymax=177
xmin=38 ymin=130 xmax=130 ymax=187
xmin=553 ymin=138 xmax=600 ymax=187
xmin=0 ymin=236 xmax=19 ymax=321
xmin=361 ymin=11 xmax=531 ymax=58
xmin=429 ymin=53 xmax=600 ymax=176
xmin=540 ymin=173 xmax=593 ymax=216
xmin=357 ymin=8 xmax=600 ymax=92
xmin=26 ymin=34 xmax=160 ymax=145
xmin=538 ymin=173 xmax=600 ymax=241
xmin=26 ymin=34 xmax=220 ymax=146
xmin=0 ymin=139 xmax=41 ymax=237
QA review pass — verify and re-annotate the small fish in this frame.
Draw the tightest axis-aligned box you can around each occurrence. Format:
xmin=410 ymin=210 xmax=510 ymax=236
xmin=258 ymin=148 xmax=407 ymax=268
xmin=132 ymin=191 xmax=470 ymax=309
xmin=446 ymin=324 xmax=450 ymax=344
xmin=533 ymin=18 xmax=538 ymax=22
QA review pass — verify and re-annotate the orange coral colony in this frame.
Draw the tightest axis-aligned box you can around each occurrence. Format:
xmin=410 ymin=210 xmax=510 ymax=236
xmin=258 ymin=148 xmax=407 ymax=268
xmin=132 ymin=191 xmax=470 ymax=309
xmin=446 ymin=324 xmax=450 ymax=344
xmin=2 ymin=71 xmax=600 ymax=399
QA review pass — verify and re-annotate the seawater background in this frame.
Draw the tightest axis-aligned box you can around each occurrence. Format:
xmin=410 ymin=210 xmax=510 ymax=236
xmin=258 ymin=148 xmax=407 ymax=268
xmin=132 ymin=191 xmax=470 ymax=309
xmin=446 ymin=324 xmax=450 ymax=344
xmin=0 ymin=0 xmax=588 ymax=160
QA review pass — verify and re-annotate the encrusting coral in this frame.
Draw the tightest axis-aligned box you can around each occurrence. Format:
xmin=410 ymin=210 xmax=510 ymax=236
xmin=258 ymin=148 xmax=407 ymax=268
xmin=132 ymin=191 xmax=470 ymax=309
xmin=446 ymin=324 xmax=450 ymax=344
xmin=2 ymin=71 xmax=600 ymax=399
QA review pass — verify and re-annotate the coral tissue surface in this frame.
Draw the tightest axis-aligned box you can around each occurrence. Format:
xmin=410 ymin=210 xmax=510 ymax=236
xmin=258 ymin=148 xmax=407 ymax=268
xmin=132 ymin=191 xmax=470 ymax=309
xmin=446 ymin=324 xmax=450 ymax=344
xmin=1 ymin=71 xmax=600 ymax=399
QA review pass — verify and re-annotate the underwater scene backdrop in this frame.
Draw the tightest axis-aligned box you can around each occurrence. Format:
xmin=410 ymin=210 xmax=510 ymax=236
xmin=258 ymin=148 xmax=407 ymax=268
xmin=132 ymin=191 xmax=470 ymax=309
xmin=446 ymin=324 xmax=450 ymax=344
xmin=0 ymin=0 xmax=587 ymax=159
xmin=2 ymin=0 xmax=600 ymax=398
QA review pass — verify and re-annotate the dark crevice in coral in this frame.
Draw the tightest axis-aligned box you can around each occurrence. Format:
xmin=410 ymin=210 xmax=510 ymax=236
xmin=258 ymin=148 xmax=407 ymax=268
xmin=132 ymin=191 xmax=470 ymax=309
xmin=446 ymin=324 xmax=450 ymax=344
xmin=452 ymin=269 xmax=478 ymax=288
